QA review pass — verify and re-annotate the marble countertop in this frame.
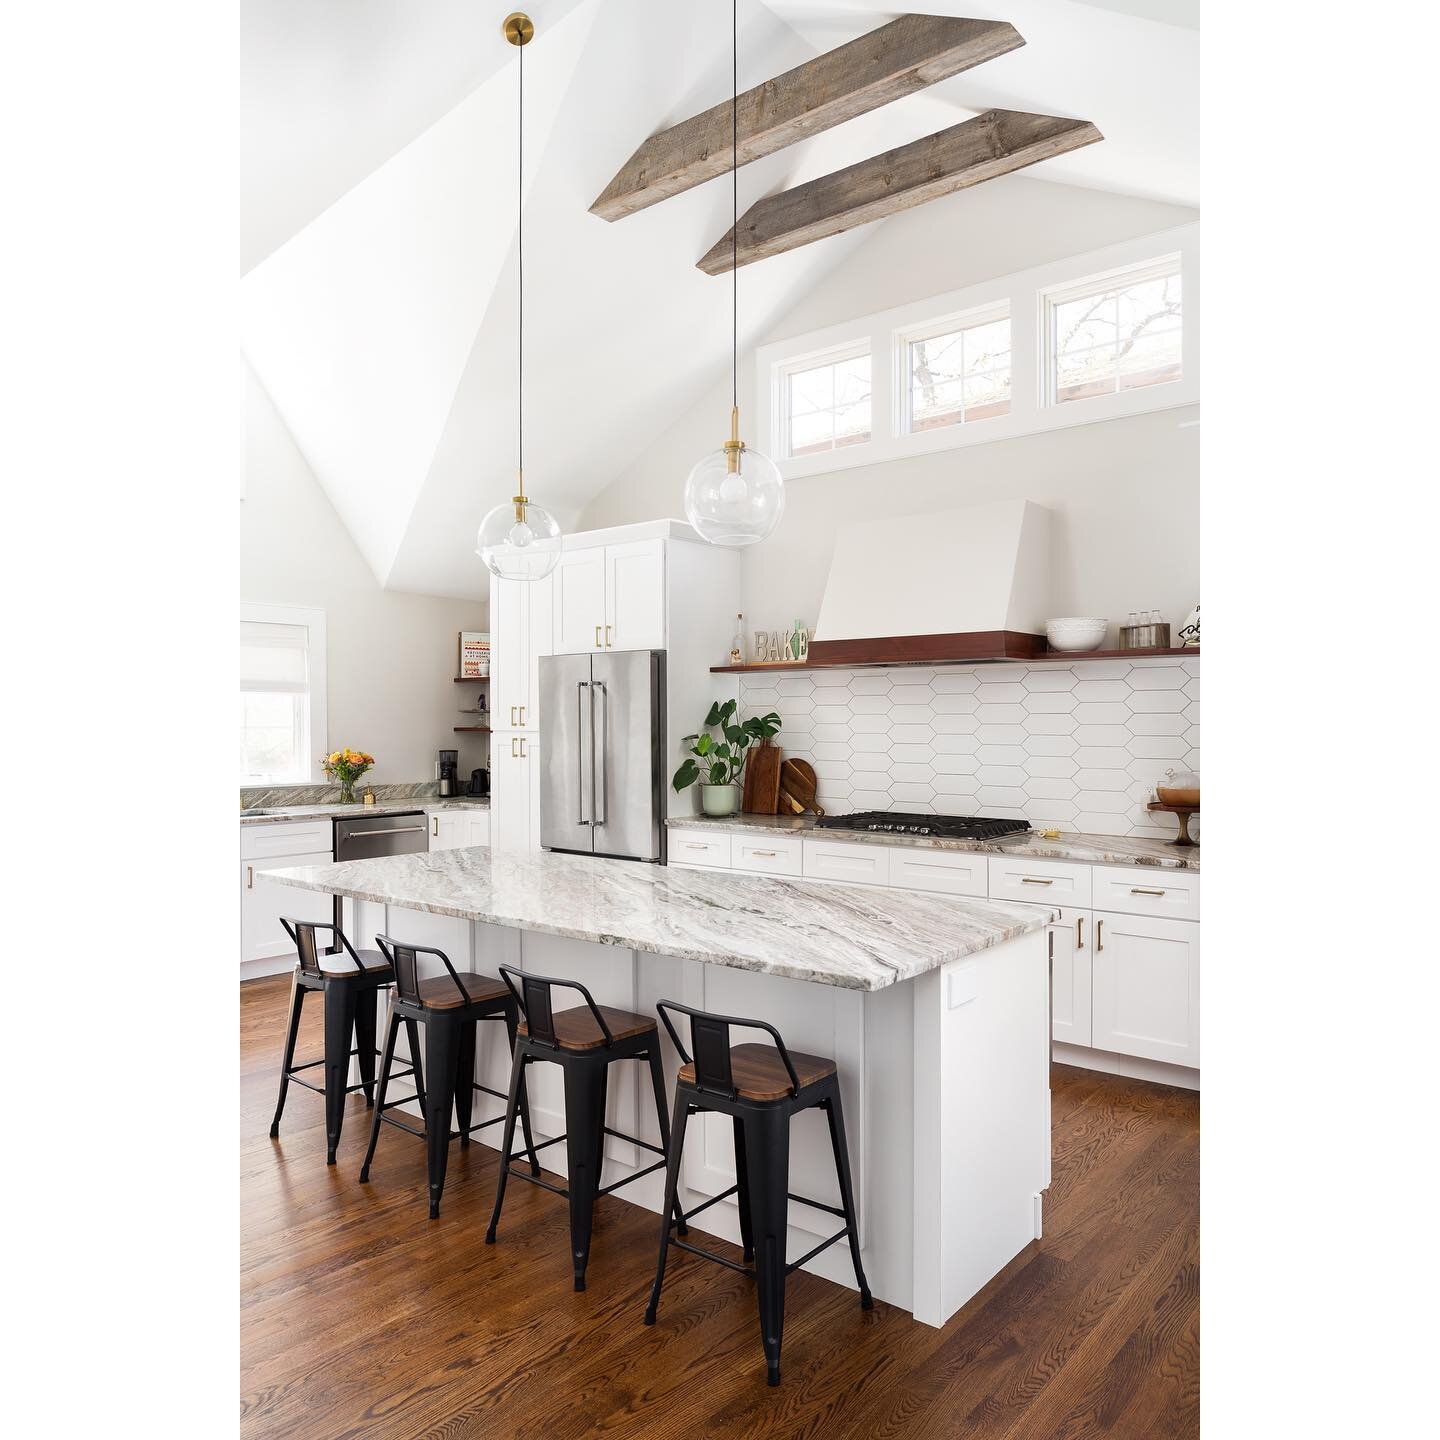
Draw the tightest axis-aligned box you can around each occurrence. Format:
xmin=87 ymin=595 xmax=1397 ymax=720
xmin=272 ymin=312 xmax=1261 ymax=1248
xmin=260 ymin=847 xmax=1046 ymax=992
xmin=241 ymin=798 xmax=490 ymax=827
xmin=666 ymin=813 xmax=1199 ymax=871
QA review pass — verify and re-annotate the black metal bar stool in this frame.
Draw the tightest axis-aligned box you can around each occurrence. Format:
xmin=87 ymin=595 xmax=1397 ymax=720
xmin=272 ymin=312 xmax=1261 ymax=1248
xmin=644 ymin=1001 xmax=871 ymax=1388
xmin=269 ymin=918 xmax=394 ymax=1164
xmin=485 ymin=965 xmax=685 ymax=1291
xmin=360 ymin=936 xmax=540 ymax=1218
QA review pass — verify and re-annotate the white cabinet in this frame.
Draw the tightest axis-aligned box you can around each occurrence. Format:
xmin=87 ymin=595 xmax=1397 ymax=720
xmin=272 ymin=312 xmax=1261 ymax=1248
xmin=733 ymin=832 xmax=804 ymax=876
xmin=240 ymin=826 xmax=333 ymax=969
xmin=551 ymin=539 xmax=665 ymax=654
xmin=989 ymin=855 xmax=1093 ymax=909
xmin=463 ymin=811 xmax=492 ymax=847
xmin=888 ymin=845 xmax=986 ymax=898
xmin=492 ymin=734 xmax=537 ymax=851
xmin=669 ymin=829 xmax=732 ymax=869
xmin=1091 ymin=865 xmax=1200 ymax=923
xmin=1091 ymin=911 xmax=1199 ymax=1067
xmin=491 ymin=573 xmax=552 ymax=730
xmin=803 ymin=837 xmax=891 ymax=887
xmin=430 ymin=809 xmax=492 ymax=850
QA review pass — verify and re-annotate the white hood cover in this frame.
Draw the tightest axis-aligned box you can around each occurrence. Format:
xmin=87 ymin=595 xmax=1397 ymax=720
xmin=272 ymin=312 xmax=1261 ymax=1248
xmin=814 ymin=499 xmax=1053 ymax=641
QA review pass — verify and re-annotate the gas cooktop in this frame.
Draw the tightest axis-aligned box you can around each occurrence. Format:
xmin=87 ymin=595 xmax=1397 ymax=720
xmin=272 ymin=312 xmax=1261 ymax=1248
xmin=814 ymin=811 xmax=1031 ymax=841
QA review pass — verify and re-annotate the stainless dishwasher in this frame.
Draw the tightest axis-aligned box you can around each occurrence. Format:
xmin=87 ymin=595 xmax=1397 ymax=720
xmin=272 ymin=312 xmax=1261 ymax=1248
xmin=330 ymin=811 xmax=429 ymax=938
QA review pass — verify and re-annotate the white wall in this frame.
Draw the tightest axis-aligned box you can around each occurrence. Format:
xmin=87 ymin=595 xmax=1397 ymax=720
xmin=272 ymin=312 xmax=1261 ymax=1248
xmin=580 ymin=176 xmax=1200 ymax=634
xmin=241 ymin=362 xmax=489 ymax=784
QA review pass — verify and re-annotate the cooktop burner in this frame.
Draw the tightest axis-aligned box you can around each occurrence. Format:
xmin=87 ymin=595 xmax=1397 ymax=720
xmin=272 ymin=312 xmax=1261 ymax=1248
xmin=815 ymin=811 xmax=1032 ymax=841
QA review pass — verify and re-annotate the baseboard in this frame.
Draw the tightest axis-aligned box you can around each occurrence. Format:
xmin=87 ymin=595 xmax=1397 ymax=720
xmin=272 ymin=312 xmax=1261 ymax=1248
xmin=241 ymin=957 xmax=296 ymax=982
xmin=1052 ymin=1042 xmax=1199 ymax=1091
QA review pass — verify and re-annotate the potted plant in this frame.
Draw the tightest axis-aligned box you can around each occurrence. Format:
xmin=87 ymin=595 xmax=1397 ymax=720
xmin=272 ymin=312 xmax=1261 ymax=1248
xmin=322 ymin=747 xmax=375 ymax=804
xmin=672 ymin=700 xmax=782 ymax=817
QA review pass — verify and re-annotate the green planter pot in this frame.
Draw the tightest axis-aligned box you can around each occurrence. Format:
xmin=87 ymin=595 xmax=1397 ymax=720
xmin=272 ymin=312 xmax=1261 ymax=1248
xmin=701 ymin=784 xmax=741 ymax=818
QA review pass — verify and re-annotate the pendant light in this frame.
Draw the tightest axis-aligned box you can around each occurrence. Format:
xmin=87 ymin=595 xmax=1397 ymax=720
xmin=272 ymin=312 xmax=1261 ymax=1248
xmin=683 ymin=0 xmax=784 ymax=548
xmin=477 ymin=11 xmax=562 ymax=582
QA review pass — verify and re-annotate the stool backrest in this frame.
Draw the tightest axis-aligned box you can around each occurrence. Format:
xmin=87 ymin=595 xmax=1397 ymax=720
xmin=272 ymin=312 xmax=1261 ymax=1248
xmin=279 ymin=917 xmax=363 ymax=977
xmin=655 ymin=1000 xmax=803 ymax=1100
xmin=499 ymin=965 xmax=614 ymax=1048
xmin=374 ymin=935 xmax=469 ymax=1007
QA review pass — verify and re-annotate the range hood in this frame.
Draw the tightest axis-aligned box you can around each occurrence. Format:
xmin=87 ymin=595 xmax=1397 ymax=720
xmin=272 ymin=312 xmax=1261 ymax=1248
xmin=808 ymin=500 xmax=1052 ymax=667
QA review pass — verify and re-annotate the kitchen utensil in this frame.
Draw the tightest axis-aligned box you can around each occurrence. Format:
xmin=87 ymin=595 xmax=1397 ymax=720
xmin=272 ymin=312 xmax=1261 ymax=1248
xmin=1045 ymin=617 xmax=1108 ymax=652
xmin=742 ymin=739 xmax=782 ymax=815
xmin=778 ymin=758 xmax=823 ymax=816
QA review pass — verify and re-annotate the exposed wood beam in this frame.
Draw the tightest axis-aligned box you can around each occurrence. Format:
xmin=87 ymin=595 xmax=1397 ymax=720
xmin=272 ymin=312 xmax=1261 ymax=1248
xmin=697 ymin=110 xmax=1103 ymax=275
xmin=589 ymin=15 xmax=1024 ymax=222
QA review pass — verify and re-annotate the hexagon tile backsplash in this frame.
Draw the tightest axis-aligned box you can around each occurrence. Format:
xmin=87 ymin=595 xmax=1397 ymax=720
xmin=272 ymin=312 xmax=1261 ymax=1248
xmin=738 ymin=656 xmax=1199 ymax=838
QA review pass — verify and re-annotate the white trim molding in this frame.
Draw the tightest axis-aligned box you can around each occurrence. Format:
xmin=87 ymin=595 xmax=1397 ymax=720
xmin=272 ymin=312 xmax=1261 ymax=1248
xmin=756 ymin=223 xmax=1200 ymax=482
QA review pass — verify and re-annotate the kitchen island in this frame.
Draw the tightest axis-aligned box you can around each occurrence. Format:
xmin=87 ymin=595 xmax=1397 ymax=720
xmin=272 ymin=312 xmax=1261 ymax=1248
xmin=262 ymin=846 xmax=1051 ymax=1327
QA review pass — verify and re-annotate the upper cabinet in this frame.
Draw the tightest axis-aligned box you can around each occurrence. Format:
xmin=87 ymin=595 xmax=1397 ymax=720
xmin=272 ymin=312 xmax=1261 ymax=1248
xmin=553 ymin=538 xmax=665 ymax=655
xmin=491 ymin=569 xmax=553 ymax=731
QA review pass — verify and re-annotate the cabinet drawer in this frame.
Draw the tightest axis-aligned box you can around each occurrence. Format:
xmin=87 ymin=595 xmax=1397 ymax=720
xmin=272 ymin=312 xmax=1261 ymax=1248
xmin=669 ymin=830 xmax=731 ymax=869
xmin=988 ymin=856 xmax=1091 ymax=908
xmin=803 ymin=839 xmax=890 ymax=887
xmin=1092 ymin=865 xmax=1199 ymax=921
xmin=733 ymin=834 xmax=803 ymax=876
xmin=241 ymin=821 xmax=332 ymax=861
xmin=888 ymin=846 xmax=987 ymax=898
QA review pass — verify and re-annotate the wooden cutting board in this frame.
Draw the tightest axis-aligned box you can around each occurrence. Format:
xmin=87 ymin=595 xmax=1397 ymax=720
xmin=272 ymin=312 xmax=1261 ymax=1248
xmin=778 ymin=758 xmax=824 ymax=817
xmin=742 ymin=741 xmax=782 ymax=815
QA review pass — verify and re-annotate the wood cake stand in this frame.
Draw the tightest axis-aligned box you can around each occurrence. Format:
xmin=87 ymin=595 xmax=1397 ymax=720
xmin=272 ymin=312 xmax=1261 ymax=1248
xmin=1146 ymin=801 xmax=1199 ymax=846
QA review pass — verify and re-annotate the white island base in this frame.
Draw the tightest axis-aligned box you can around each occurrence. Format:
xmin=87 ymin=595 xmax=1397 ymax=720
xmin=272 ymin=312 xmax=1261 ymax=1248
xmin=345 ymin=897 xmax=1050 ymax=1328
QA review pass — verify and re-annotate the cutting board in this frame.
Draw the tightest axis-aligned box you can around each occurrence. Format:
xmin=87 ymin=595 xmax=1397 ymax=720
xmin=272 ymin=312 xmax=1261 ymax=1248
xmin=778 ymin=758 xmax=824 ymax=817
xmin=742 ymin=740 xmax=782 ymax=815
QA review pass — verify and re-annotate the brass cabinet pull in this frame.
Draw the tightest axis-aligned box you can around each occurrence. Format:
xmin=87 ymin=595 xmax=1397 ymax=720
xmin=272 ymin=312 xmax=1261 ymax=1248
xmin=1096 ymin=919 xmax=1105 ymax=952
xmin=519 ymin=737 xmax=527 ymax=759
xmin=432 ymin=816 xmax=439 ymax=839
xmin=511 ymin=737 xmax=519 ymax=759
xmin=1076 ymin=914 xmax=1085 ymax=950
xmin=605 ymin=624 xmax=613 ymax=647
xmin=595 ymin=624 xmax=602 ymax=649
xmin=1021 ymin=876 xmax=1054 ymax=885
xmin=246 ymin=865 xmax=254 ymax=890
xmin=684 ymin=842 xmax=708 ymax=850
xmin=1131 ymin=886 xmax=1166 ymax=896
xmin=751 ymin=849 xmax=778 ymax=858
xmin=518 ymin=706 xmax=526 ymax=727
xmin=1048 ymin=929 xmax=1054 ymax=961
xmin=510 ymin=705 xmax=518 ymax=727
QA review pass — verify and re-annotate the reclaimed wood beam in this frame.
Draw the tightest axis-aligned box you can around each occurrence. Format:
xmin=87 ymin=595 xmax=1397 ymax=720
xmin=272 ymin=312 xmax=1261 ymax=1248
xmin=697 ymin=109 xmax=1103 ymax=274
xmin=590 ymin=15 xmax=1024 ymax=221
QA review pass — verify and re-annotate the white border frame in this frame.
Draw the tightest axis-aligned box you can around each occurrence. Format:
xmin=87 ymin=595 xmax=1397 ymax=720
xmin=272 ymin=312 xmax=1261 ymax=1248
xmin=776 ymin=336 xmax=875 ymax=461
xmin=756 ymin=223 xmax=1199 ymax=482
xmin=240 ymin=600 xmax=328 ymax=783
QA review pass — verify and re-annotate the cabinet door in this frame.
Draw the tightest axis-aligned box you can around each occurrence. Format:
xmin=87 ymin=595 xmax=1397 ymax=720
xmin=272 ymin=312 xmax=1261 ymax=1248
xmin=524 ymin=570 xmax=552 ymax=732
xmin=1012 ymin=900 xmax=1093 ymax=1046
xmin=1091 ymin=911 xmax=1199 ymax=1067
xmin=241 ymin=852 xmax=333 ymax=964
xmin=490 ymin=575 xmax=528 ymax=728
xmin=429 ymin=813 xmax=464 ymax=851
xmin=552 ymin=548 xmax=606 ymax=655
xmin=463 ymin=812 xmax=492 ymax=847
xmin=491 ymin=734 xmax=532 ymax=851
xmin=605 ymin=538 xmax=665 ymax=651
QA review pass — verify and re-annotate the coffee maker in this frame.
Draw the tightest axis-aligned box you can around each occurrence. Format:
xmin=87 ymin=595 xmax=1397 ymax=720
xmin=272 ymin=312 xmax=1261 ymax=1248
xmin=436 ymin=749 xmax=460 ymax=797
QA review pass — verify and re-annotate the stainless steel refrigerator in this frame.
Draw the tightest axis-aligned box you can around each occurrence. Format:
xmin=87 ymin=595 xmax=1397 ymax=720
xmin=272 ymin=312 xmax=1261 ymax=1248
xmin=538 ymin=650 xmax=666 ymax=861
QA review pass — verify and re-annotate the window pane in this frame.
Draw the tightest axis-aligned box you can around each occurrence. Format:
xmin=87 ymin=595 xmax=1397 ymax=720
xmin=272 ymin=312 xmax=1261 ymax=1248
xmin=1050 ymin=261 xmax=1182 ymax=405
xmin=786 ymin=352 xmax=871 ymax=456
xmin=240 ymin=691 xmax=306 ymax=783
xmin=907 ymin=314 xmax=1010 ymax=432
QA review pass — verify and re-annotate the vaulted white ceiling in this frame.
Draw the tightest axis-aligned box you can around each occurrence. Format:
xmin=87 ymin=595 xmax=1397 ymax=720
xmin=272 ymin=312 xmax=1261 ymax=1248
xmin=241 ymin=1 xmax=1198 ymax=601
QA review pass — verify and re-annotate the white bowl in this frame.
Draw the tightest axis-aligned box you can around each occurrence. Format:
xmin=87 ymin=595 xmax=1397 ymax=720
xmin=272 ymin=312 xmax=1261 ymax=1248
xmin=1046 ymin=617 xmax=1108 ymax=653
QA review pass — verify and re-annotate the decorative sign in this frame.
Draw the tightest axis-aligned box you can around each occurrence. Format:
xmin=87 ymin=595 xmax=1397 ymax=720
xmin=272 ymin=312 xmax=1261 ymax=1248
xmin=459 ymin=631 xmax=490 ymax=677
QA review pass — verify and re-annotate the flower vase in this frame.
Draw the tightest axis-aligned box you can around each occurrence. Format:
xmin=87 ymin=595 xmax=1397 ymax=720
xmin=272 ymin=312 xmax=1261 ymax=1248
xmin=339 ymin=781 xmax=357 ymax=804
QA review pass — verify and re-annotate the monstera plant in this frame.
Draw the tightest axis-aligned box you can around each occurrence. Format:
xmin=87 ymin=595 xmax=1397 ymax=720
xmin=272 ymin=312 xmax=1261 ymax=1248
xmin=672 ymin=699 xmax=782 ymax=817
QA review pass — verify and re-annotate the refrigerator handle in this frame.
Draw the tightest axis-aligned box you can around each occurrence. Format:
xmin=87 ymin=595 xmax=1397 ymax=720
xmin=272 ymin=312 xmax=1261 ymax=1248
xmin=593 ymin=680 xmax=608 ymax=827
xmin=575 ymin=681 xmax=590 ymax=826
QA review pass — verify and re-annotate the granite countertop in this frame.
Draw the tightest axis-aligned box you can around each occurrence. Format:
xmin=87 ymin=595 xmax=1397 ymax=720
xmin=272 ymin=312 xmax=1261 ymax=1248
xmin=666 ymin=813 xmax=1199 ymax=872
xmin=260 ymin=847 xmax=1046 ymax=992
xmin=240 ymin=798 xmax=490 ymax=827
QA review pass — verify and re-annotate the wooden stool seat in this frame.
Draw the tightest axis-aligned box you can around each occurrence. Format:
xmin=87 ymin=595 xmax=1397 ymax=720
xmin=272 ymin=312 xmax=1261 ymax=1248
xmin=518 ymin=1004 xmax=656 ymax=1051
xmin=413 ymin=971 xmax=509 ymax=1010
xmin=315 ymin=949 xmax=392 ymax=979
xmin=678 ymin=1043 xmax=836 ymax=1102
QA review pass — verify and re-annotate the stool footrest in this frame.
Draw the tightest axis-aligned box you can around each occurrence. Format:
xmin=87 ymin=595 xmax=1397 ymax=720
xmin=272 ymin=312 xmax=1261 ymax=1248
xmin=674 ymin=1183 xmax=738 ymax=1225
xmin=287 ymin=1075 xmax=375 ymax=1099
xmin=668 ymin=1236 xmax=753 ymax=1278
xmin=787 ymin=1191 xmax=846 ymax=1219
xmin=785 ymin=1226 xmax=852 ymax=1275
xmin=506 ymin=1167 xmax=568 ymax=1199
xmin=602 ymin=1125 xmax=665 ymax=1158
xmin=598 ymin=1158 xmax=665 ymax=1195
xmin=285 ymin=1045 xmax=385 ymax=1078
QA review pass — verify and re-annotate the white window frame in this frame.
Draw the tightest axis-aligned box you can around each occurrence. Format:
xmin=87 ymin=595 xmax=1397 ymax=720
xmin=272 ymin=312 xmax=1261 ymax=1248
xmin=240 ymin=601 xmax=328 ymax=784
xmin=756 ymin=223 xmax=1199 ymax=481
xmin=896 ymin=300 xmax=1013 ymax=437
xmin=775 ymin=338 xmax=874 ymax=461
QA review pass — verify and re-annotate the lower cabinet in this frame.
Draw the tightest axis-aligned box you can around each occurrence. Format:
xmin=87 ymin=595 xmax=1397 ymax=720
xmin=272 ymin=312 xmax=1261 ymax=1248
xmin=1090 ymin=910 xmax=1200 ymax=1068
xmin=429 ymin=810 xmax=491 ymax=850
xmin=491 ymin=733 xmax=538 ymax=851
xmin=1012 ymin=900 xmax=1093 ymax=1046
xmin=240 ymin=850 xmax=332 ymax=966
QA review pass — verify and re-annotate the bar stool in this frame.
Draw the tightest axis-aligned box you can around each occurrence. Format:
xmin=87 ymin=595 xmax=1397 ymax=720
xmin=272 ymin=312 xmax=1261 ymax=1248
xmin=269 ymin=918 xmax=393 ymax=1164
xmin=644 ymin=1001 xmax=871 ymax=1388
xmin=485 ymin=966 xmax=686 ymax=1291
xmin=360 ymin=936 xmax=540 ymax=1218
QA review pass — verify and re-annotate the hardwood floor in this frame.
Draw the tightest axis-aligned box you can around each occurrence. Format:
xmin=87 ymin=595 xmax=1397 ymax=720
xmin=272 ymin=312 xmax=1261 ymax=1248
xmin=241 ymin=974 xmax=1198 ymax=1439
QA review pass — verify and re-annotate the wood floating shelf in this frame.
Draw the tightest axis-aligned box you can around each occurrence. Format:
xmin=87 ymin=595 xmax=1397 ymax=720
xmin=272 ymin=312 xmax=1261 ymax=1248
xmin=712 ymin=646 xmax=1198 ymax=674
xmin=453 ymin=676 xmax=490 ymax=682
xmin=453 ymin=726 xmax=491 ymax=733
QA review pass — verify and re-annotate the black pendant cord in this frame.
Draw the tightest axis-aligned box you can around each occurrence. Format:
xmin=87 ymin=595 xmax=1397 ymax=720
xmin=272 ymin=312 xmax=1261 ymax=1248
xmin=518 ymin=39 xmax=525 ymax=482
xmin=731 ymin=0 xmax=738 ymax=412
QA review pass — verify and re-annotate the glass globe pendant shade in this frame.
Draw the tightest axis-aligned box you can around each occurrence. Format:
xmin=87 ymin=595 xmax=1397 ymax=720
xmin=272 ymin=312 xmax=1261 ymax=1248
xmin=475 ymin=494 xmax=562 ymax=581
xmin=684 ymin=430 xmax=785 ymax=548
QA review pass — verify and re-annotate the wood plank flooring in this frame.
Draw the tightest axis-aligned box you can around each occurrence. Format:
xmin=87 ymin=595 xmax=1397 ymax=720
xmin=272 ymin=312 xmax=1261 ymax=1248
xmin=241 ymin=975 xmax=1198 ymax=1439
